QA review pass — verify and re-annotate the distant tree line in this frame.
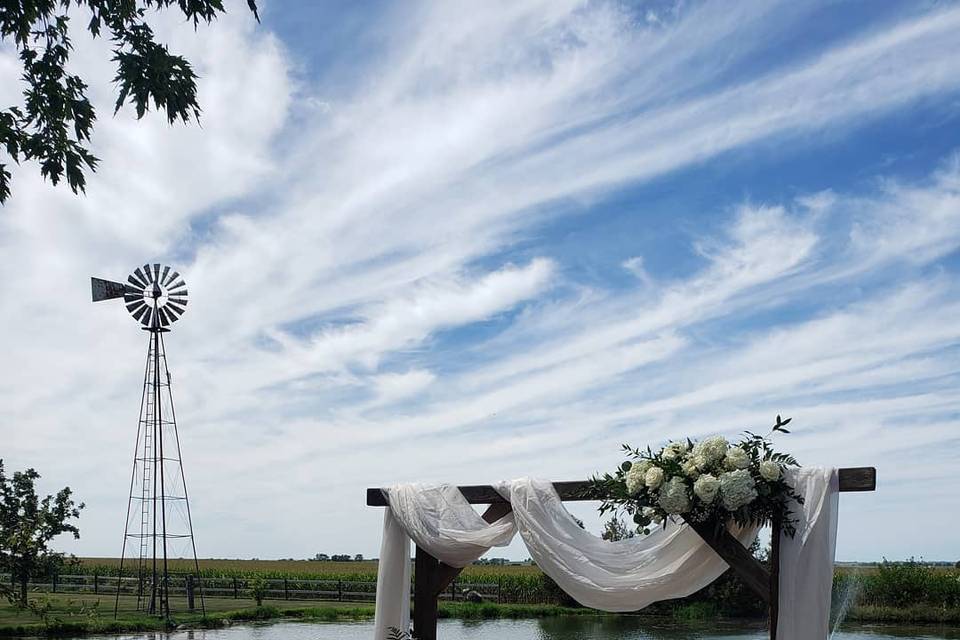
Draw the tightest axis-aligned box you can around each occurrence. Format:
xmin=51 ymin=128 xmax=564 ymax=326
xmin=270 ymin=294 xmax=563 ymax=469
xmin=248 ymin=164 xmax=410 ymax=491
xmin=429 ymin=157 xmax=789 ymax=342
xmin=312 ymin=553 xmax=365 ymax=562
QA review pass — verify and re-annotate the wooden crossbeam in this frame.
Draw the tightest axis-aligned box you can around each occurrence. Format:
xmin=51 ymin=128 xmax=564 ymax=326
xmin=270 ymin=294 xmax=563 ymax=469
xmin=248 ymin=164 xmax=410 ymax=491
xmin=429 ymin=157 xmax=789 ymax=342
xmin=365 ymin=467 xmax=876 ymax=506
xmin=368 ymin=466 xmax=876 ymax=640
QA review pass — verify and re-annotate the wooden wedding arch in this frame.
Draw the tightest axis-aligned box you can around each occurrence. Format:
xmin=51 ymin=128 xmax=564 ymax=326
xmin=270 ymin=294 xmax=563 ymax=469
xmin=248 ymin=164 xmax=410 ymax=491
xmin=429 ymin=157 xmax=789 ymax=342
xmin=367 ymin=466 xmax=876 ymax=640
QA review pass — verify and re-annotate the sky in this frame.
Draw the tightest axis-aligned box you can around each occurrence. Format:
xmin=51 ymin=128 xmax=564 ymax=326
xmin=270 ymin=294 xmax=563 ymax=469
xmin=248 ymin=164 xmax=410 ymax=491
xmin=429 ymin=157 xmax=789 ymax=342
xmin=1 ymin=0 xmax=959 ymax=563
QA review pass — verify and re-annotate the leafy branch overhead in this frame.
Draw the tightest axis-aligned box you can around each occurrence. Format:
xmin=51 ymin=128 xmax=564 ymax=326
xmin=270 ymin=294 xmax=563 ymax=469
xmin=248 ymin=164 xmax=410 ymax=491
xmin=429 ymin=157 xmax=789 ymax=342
xmin=0 ymin=0 xmax=261 ymax=204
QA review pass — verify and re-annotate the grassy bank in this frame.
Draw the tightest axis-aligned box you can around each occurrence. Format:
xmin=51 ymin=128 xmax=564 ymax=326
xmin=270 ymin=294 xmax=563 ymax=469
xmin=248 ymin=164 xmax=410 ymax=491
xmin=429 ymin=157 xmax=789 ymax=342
xmin=0 ymin=593 xmax=596 ymax=637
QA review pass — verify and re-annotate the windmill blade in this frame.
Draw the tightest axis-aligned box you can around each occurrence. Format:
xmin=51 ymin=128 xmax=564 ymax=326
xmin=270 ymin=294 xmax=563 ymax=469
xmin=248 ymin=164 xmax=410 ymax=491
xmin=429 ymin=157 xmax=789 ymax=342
xmin=91 ymin=277 xmax=130 ymax=302
xmin=131 ymin=303 xmax=148 ymax=322
xmin=126 ymin=301 xmax=147 ymax=317
xmin=164 ymin=270 xmax=180 ymax=286
xmin=166 ymin=302 xmax=186 ymax=318
xmin=168 ymin=296 xmax=188 ymax=306
xmin=153 ymin=264 xmax=161 ymax=282
xmin=130 ymin=269 xmax=149 ymax=288
xmin=168 ymin=280 xmax=186 ymax=291
xmin=141 ymin=307 xmax=154 ymax=327
xmin=142 ymin=264 xmax=154 ymax=284
xmin=160 ymin=265 xmax=170 ymax=284
xmin=158 ymin=307 xmax=173 ymax=326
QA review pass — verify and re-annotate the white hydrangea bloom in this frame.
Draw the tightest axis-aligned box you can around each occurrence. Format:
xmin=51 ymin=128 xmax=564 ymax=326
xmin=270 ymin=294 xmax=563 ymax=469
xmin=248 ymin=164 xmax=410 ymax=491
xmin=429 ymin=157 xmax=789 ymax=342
xmin=724 ymin=446 xmax=751 ymax=470
xmin=625 ymin=461 xmax=651 ymax=495
xmin=692 ymin=436 xmax=729 ymax=467
xmin=719 ymin=469 xmax=758 ymax=510
xmin=662 ymin=441 xmax=689 ymax=461
xmin=658 ymin=477 xmax=691 ymax=514
xmin=693 ymin=473 xmax=720 ymax=503
xmin=682 ymin=460 xmax=700 ymax=478
xmin=691 ymin=453 xmax=708 ymax=470
xmin=644 ymin=466 xmax=665 ymax=489
xmin=759 ymin=460 xmax=781 ymax=481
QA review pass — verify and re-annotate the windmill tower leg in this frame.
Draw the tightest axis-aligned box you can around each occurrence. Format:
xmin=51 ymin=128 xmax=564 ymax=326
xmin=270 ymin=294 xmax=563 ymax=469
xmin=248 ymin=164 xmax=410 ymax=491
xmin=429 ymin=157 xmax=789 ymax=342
xmin=114 ymin=345 xmax=153 ymax=618
xmin=160 ymin=332 xmax=206 ymax=616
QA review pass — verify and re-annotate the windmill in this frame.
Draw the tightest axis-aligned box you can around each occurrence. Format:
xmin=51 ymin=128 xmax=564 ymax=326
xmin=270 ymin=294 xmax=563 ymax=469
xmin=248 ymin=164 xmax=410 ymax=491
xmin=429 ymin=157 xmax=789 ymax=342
xmin=91 ymin=264 xmax=203 ymax=618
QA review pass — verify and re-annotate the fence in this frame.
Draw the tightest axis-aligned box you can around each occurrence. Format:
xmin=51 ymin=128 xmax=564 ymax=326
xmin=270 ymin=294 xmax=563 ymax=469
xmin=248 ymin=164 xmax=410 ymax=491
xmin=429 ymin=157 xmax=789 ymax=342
xmin=1 ymin=573 xmax=515 ymax=604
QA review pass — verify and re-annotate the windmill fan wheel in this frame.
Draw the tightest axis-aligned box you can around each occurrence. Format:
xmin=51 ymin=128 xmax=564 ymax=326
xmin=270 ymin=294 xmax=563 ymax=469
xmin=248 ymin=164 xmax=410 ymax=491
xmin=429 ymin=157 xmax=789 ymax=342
xmin=123 ymin=264 xmax=189 ymax=328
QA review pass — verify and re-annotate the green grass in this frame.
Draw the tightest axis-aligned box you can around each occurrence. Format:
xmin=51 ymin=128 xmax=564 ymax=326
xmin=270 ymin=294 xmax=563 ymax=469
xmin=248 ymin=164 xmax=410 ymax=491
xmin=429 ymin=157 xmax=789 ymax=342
xmin=0 ymin=592 xmax=600 ymax=636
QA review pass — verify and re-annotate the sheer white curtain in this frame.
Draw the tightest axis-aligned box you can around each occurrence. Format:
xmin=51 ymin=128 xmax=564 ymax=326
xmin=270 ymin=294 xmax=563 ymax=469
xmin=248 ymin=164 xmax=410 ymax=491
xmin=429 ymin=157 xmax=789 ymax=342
xmin=778 ymin=467 xmax=839 ymax=640
xmin=373 ymin=484 xmax=516 ymax=640
xmin=498 ymin=478 xmax=759 ymax=611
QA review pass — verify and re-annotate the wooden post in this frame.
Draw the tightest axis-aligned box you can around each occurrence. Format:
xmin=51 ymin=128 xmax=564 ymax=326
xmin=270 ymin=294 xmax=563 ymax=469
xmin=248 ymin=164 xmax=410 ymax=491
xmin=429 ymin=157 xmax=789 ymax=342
xmin=94 ymin=572 xmax=99 ymax=594
xmin=770 ymin=513 xmax=782 ymax=640
xmin=413 ymin=546 xmax=440 ymax=640
xmin=233 ymin=577 xmax=238 ymax=599
xmin=284 ymin=578 xmax=289 ymax=600
xmin=338 ymin=579 xmax=343 ymax=602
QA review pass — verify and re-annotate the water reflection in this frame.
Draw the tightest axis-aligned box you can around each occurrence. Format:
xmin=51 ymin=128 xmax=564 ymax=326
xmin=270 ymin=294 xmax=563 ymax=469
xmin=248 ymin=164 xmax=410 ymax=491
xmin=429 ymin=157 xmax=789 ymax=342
xmin=45 ymin=618 xmax=960 ymax=640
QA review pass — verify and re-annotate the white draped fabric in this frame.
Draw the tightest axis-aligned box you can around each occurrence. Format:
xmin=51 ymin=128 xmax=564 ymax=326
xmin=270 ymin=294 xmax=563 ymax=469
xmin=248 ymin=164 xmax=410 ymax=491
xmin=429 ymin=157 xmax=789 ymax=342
xmin=497 ymin=478 xmax=759 ymax=612
xmin=373 ymin=484 xmax=516 ymax=640
xmin=373 ymin=470 xmax=839 ymax=640
xmin=777 ymin=467 xmax=840 ymax=640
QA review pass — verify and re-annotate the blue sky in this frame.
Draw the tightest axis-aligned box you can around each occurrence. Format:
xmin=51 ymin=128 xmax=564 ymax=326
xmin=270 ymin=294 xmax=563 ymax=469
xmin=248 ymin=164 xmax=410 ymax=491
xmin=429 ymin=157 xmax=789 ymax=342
xmin=1 ymin=0 xmax=959 ymax=563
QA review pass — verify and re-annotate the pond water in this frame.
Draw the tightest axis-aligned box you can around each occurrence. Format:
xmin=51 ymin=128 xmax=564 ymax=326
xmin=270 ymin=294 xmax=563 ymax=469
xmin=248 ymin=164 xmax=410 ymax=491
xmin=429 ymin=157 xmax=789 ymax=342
xmin=85 ymin=619 xmax=960 ymax=640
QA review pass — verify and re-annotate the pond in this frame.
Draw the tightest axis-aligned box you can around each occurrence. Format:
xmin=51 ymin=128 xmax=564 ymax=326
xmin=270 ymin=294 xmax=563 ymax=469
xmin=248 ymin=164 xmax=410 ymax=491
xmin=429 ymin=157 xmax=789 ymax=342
xmin=69 ymin=619 xmax=960 ymax=640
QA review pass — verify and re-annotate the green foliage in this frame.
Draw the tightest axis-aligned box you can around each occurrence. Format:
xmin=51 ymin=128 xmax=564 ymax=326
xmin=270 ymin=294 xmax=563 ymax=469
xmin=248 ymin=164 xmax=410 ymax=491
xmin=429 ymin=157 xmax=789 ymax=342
xmin=600 ymin=516 xmax=634 ymax=542
xmin=387 ymin=626 xmax=410 ymax=640
xmin=0 ymin=460 xmax=84 ymax=605
xmin=0 ymin=0 xmax=260 ymax=204
xmin=248 ymin=577 xmax=267 ymax=606
xmin=845 ymin=559 xmax=960 ymax=609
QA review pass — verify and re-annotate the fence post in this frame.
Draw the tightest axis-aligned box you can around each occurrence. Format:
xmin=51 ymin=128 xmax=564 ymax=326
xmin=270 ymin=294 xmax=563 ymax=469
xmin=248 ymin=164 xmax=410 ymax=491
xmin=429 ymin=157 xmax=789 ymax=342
xmin=186 ymin=575 xmax=195 ymax=611
xmin=233 ymin=577 xmax=239 ymax=599
xmin=94 ymin=572 xmax=98 ymax=594
xmin=284 ymin=578 xmax=289 ymax=600
xmin=338 ymin=580 xmax=342 ymax=602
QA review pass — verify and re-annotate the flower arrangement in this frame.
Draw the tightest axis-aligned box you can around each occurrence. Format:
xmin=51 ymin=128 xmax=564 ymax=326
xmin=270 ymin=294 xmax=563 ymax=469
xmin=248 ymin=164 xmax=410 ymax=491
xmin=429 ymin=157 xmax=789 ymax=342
xmin=589 ymin=416 xmax=805 ymax=536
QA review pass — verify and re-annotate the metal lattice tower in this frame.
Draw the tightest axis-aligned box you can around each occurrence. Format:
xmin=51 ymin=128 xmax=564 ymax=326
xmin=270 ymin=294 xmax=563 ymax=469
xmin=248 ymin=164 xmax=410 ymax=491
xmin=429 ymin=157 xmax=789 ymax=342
xmin=91 ymin=265 xmax=204 ymax=618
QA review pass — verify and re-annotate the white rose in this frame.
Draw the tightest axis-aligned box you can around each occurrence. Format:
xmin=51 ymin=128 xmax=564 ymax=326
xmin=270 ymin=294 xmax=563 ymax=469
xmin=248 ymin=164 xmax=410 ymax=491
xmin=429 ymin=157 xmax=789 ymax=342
xmin=658 ymin=477 xmax=691 ymax=514
xmin=625 ymin=461 xmax=651 ymax=495
xmin=719 ymin=469 xmax=758 ymax=511
xmin=693 ymin=473 xmax=720 ymax=503
xmin=682 ymin=460 xmax=700 ymax=478
xmin=759 ymin=460 xmax=782 ymax=481
xmin=644 ymin=466 xmax=665 ymax=489
xmin=724 ymin=446 xmax=751 ymax=470
xmin=692 ymin=436 xmax=729 ymax=467
xmin=691 ymin=453 xmax=708 ymax=470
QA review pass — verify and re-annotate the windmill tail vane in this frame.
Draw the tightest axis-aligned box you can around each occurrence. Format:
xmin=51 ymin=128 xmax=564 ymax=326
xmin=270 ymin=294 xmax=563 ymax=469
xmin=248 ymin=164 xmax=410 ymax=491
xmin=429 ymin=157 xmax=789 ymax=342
xmin=91 ymin=264 xmax=202 ymax=619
